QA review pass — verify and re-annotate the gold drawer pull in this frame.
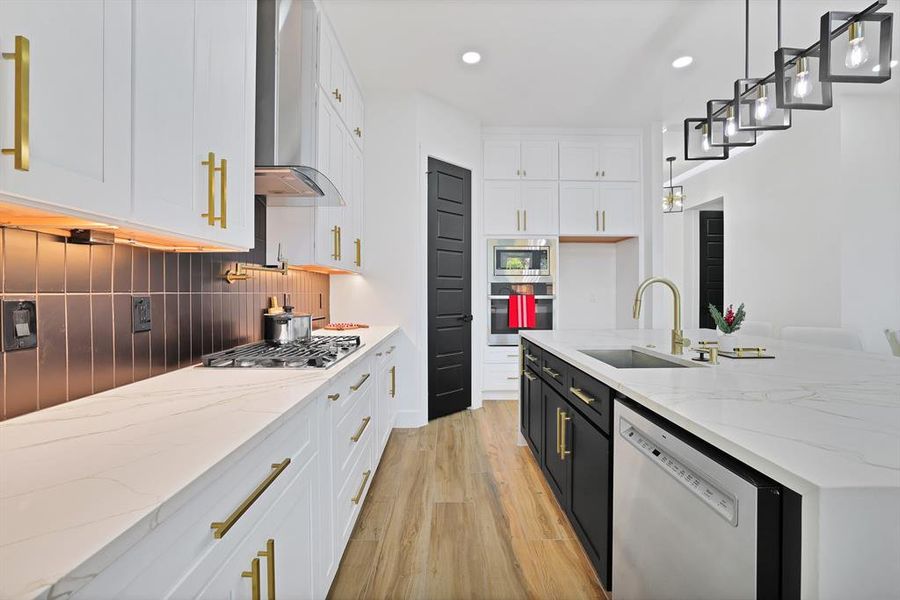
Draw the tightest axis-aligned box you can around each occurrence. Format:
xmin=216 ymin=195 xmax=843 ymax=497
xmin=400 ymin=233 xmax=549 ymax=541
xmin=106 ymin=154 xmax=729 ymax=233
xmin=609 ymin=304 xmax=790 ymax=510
xmin=257 ymin=539 xmax=276 ymax=600
xmin=507 ymin=353 xmax=518 ymax=358
xmin=386 ymin=345 xmax=396 ymax=354
xmin=351 ymin=469 xmax=372 ymax=504
xmin=219 ymin=157 xmax=228 ymax=229
xmin=560 ymin=411 xmax=572 ymax=459
xmin=524 ymin=371 xmax=536 ymax=382
xmin=211 ymin=458 xmax=291 ymax=539
xmin=350 ymin=372 xmax=370 ymax=391
xmin=328 ymin=393 xmax=341 ymax=402
xmin=569 ymin=387 xmax=595 ymax=405
xmin=506 ymin=376 xmax=518 ymax=380
xmin=242 ymin=557 xmax=261 ymax=600
xmin=201 ymin=152 xmax=218 ymax=226
xmin=542 ymin=366 xmax=561 ymax=379
xmin=354 ymin=126 xmax=362 ymax=138
xmin=354 ymin=238 xmax=361 ymax=267
xmin=332 ymin=87 xmax=342 ymax=102
xmin=2 ymin=35 xmax=30 ymax=171
xmin=525 ymin=353 xmax=538 ymax=363
xmin=602 ymin=210 xmax=606 ymax=232
xmin=351 ymin=416 xmax=371 ymax=442
xmin=390 ymin=365 xmax=396 ymax=397
xmin=555 ymin=407 xmax=562 ymax=456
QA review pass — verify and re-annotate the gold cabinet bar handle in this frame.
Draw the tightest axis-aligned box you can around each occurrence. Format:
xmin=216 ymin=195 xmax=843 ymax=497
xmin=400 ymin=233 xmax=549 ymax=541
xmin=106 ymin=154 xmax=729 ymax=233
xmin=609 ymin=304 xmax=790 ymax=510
xmin=516 ymin=209 xmax=520 ymax=231
xmin=523 ymin=209 xmax=527 ymax=231
xmin=569 ymin=387 xmax=595 ymax=405
xmin=390 ymin=365 xmax=396 ymax=397
xmin=328 ymin=393 xmax=341 ymax=402
xmin=595 ymin=170 xmax=599 ymax=177
xmin=331 ymin=225 xmax=339 ymax=260
xmin=257 ymin=539 xmax=276 ymax=600
xmin=601 ymin=170 xmax=605 ymax=177
xmin=507 ymin=376 xmax=518 ymax=380
xmin=242 ymin=557 xmax=261 ymax=600
xmin=560 ymin=411 xmax=572 ymax=459
xmin=351 ymin=469 xmax=372 ymax=504
xmin=354 ymin=127 xmax=362 ymax=138
xmin=602 ymin=210 xmax=606 ymax=232
xmin=350 ymin=372 xmax=370 ymax=391
xmin=354 ymin=238 xmax=361 ymax=267
xmin=333 ymin=88 xmax=341 ymax=102
xmin=386 ymin=345 xmax=396 ymax=354
xmin=1 ymin=36 xmax=29 ymax=170
xmin=200 ymin=152 xmax=218 ymax=226
xmin=507 ymin=353 xmax=518 ymax=358
xmin=218 ymin=158 xmax=227 ymax=229
xmin=542 ymin=366 xmax=560 ymax=379
xmin=556 ymin=407 xmax=562 ymax=457
xmin=337 ymin=226 xmax=342 ymax=260
xmin=211 ymin=458 xmax=291 ymax=539
xmin=595 ymin=210 xmax=599 ymax=231
xmin=524 ymin=371 xmax=536 ymax=382
xmin=351 ymin=416 xmax=371 ymax=442
xmin=525 ymin=353 xmax=538 ymax=363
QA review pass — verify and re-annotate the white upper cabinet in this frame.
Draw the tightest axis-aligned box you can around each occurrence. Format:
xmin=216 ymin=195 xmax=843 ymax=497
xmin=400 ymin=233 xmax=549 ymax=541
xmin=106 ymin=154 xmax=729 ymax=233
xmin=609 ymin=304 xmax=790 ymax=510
xmin=597 ymin=182 xmax=638 ymax=235
xmin=484 ymin=180 xmax=558 ymax=236
xmin=559 ymin=136 xmax=640 ymax=181
xmin=484 ymin=140 xmax=521 ymax=179
xmin=484 ymin=139 xmax=558 ymax=180
xmin=132 ymin=0 xmax=255 ymax=249
xmin=0 ymin=0 xmax=132 ymax=219
xmin=559 ymin=181 xmax=638 ymax=236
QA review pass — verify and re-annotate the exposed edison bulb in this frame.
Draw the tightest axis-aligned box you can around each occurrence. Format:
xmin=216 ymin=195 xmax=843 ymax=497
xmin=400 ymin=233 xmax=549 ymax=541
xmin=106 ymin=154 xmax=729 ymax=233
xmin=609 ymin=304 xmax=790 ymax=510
xmin=701 ymin=123 xmax=711 ymax=151
xmin=845 ymin=22 xmax=869 ymax=69
xmin=754 ymin=86 xmax=770 ymax=121
xmin=725 ymin=105 xmax=737 ymax=137
xmin=792 ymin=56 xmax=812 ymax=99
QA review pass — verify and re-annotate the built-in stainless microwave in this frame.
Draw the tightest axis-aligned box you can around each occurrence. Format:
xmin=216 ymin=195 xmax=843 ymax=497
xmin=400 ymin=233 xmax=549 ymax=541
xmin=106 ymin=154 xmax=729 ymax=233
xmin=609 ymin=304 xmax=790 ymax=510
xmin=488 ymin=239 xmax=555 ymax=282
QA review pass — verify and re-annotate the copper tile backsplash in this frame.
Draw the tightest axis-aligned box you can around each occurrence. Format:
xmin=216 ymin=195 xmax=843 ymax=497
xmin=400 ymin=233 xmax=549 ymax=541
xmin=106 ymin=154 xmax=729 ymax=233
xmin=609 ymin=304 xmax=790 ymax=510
xmin=0 ymin=203 xmax=330 ymax=420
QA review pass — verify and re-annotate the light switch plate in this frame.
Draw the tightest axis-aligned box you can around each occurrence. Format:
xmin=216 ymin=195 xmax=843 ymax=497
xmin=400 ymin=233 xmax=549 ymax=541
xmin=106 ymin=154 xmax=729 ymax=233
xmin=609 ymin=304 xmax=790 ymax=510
xmin=2 ymin=299 xmax=38 ymax=351
xmin=132 ymin=296 xmax=152 ymax=333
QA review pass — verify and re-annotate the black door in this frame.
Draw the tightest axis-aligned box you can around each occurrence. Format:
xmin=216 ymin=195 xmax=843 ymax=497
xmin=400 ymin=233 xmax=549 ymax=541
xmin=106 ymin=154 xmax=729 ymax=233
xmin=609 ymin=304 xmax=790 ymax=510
xmin=524 ymin=370 xmax=543 ymax=460
xmin=542 ymin=387 xmax=569 ymax=506
xmin=699 ymin=210 xmax=724 ymax=329
xmin=567 ymin=407 xmax=612 ymax=589
xmin=427 ymin=158 xmax=472 ymax=420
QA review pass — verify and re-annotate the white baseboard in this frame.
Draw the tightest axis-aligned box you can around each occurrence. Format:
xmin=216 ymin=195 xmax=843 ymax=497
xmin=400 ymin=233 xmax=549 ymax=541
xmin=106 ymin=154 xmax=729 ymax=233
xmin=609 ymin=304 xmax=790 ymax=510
xmin=482 ymin=391 xmax=518 ymax=401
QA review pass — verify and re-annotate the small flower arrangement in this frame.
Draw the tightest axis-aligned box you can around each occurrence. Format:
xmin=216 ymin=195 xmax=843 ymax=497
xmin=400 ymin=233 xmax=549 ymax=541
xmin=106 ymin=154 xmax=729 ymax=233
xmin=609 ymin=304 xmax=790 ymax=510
xmin=709 ymin=303 xmax=746 ymax=334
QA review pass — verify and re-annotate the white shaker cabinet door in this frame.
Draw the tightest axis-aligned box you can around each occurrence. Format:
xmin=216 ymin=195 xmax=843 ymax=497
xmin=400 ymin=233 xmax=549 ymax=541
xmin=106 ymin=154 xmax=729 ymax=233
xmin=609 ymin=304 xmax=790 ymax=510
xmin=314 ymin=91 xmax=345 ymax=268
xmin=520 ymin=181 xmax=559 ymax=236
xmin=597 ymin=182 xmax=638 ymax=235
xmin=559 ymin=141 xmax=601 ymax=181
xmin=483 ymin=180 xmax=522 ymax=235
xmin=483 ymin=140 xmax=521 ymax=180
xmin=559 ymin=181 xmax=600 ymax=235
xmin=0 ymin=0 xmax=132 ymax=219
xmin=599 ymin=136 xmax=640 ymax=181
xmin=520 ymin=141 xmax=558 ymax=180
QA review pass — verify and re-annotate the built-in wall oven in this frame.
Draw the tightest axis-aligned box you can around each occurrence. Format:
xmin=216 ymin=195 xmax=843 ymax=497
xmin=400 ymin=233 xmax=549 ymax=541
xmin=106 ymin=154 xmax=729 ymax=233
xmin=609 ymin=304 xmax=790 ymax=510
xmin=487 ymin=239 xmax=556 ymax=346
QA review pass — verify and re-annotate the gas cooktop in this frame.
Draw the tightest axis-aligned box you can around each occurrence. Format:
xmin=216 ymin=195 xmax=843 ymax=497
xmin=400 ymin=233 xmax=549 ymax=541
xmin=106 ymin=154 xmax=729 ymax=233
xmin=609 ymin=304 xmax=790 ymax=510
xmin=201 ymin=336 xmax=362 ymax=369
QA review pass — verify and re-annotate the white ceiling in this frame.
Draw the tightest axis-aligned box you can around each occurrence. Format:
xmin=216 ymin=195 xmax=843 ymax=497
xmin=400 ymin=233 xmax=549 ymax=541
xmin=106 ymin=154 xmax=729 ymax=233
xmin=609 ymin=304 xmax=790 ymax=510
xmin=324 ymin=0 xmax=900 ymax=176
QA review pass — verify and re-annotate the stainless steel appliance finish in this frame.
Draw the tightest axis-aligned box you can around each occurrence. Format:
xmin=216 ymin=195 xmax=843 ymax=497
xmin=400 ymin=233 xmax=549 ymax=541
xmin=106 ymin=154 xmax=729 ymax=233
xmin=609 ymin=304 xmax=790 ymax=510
xmin=613 ymin=400 xmax=791 ymax=599
xmin=290 ymin=313 xmax=312 ymax=342
xmin=578 ymin=348 xmax=696 ymax=369
xmin=487 ymin=239 xmax=556 ymax=346
xmin=255 ymin=0 xmax=343 ymax=206
xmin=202 ymin=336 xmax=362 ymax=369
xmin=264 ymin=312 xmax=294 ymax=345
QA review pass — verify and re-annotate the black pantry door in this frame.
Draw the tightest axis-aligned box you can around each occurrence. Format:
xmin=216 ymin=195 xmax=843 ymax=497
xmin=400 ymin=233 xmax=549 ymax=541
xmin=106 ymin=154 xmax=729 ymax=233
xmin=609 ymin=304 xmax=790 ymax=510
xmin=699 ymin=210 xmax=724 ymax=329
xmin=427 ymin=158 xmax=473 ymax=420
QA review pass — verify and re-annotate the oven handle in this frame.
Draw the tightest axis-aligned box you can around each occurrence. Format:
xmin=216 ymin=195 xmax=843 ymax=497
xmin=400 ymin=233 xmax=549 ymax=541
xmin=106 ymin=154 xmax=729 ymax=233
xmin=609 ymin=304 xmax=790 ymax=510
xmin=489 ymin=295 xmax=555 ymax=300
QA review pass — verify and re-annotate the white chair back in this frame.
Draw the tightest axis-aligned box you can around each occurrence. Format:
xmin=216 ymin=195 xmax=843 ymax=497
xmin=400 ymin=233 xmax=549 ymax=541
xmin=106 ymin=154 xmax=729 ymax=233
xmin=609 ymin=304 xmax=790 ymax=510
xmin=885 ymin=330 xmax=900 ymax=357
xmin=781 ymin=326 xmax=863 ymax=351
xmin=737 ymin=321 xmax=774 ymax=338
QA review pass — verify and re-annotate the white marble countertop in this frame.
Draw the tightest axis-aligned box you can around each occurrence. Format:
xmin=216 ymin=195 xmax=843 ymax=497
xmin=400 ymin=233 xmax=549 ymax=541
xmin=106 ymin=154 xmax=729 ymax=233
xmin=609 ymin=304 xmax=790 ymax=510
xmin=0 ymin=326 xmax=398 ymax=600
xmin=522 ymin=328 xmax=900 ymax=492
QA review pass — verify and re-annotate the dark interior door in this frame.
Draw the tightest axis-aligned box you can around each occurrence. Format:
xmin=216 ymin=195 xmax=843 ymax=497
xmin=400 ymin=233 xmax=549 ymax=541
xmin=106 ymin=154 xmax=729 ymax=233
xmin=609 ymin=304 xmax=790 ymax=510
xmin=699 ymin=210 xmax=724 ymax=329
xmin=427 ymin=158 xmax=472 ymax=420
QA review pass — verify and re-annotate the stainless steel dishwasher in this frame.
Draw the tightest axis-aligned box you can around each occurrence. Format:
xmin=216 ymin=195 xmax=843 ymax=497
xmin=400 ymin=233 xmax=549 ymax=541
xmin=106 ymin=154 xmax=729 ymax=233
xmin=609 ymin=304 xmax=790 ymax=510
xmin=612 ymin=399 xmax=800 ymax=600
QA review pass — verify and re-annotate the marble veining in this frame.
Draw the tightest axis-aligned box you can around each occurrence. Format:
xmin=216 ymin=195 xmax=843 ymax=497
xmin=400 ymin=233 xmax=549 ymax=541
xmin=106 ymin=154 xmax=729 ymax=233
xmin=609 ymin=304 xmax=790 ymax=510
xmin=0 ymin=327 xmax=398 ymax=600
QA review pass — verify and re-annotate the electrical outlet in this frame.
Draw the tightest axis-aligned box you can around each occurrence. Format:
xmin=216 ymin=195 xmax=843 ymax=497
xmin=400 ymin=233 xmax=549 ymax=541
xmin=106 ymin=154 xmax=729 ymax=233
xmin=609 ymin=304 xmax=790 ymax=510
xmin=2 ymin=300 xmax=38 ymax=351
xmin=132 ymin=296 xmax=152 ymax=332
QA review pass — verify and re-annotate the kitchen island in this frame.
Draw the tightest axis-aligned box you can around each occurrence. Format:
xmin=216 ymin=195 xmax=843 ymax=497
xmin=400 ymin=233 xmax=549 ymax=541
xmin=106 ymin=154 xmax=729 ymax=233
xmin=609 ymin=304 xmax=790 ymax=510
xmin=521 ymin=328 xmax=900 ymax=600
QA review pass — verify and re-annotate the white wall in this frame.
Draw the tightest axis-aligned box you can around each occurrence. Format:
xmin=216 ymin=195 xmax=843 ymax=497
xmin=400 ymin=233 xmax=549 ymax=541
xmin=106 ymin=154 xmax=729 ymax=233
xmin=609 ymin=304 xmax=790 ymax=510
xmin=662 ymin=93 xmax=900 ymax=353
xmin=330 ymin=91 xmax=482 ymax=426
xmin=557 ymin=243 xmax=617 ymax=329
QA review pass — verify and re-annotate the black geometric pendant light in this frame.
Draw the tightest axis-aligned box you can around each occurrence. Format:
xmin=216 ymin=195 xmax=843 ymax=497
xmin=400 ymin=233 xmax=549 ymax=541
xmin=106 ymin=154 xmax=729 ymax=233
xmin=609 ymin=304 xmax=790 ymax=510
xmin=820 ymin=1 xmax=893 ymax=83
xmin=735 ymin=0 xmax=791 ymax=131
xmin=663 ymin=157 xmax=685 ymax=214
xmin=707 ymin=99 xmax=757 ymax=148
xmin=775 ymin=46 xmax=833 ymax=110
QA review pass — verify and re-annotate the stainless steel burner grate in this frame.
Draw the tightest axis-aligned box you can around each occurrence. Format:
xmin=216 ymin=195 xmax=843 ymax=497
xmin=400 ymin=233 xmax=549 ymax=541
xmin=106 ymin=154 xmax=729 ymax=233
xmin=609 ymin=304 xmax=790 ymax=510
xmin=201 ymin=336 xmax=362 ymax=369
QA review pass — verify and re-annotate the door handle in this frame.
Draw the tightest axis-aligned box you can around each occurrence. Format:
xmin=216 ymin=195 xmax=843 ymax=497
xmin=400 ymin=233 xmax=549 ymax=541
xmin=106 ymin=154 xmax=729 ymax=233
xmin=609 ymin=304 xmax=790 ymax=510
xmin=523 ymin=209 xmax=527 ymax=231
xmin=351 ymin=416 xmax=371 ymax=442
xmin=560 ymin=411 xmax=572 ymax=459
xmin=242 ymin=557 xmax=261 ymax=600
xmin=390 ymin=365 xmax=396 ymax=397
xmin=542 ymin=366 xmax=561 ymax=379
xmin=556 ymin=407 xmax=562 ymax=457
xmin=1 ymin=35 xmax=29 ymax=171
xmin=516 ymin=209 xmax=521 ymax=231
xmin=524 ymin=371 xmax=536 ymax=381
xmin=218 ymin=158 xmax=228 ymax=229
xmin=350 ymin=372 xmax=370 ymax=391
xmin=257 ymin=539 xmax=276 ymax=600
xmin=602 ymin=210 xmax=606 ymax=232
xmin=595 ymin=210 xmax=599 ymax=232
xmin=569 ymin=387 xmax=595 ymax=405
xmin=458 ymin=314 xmax=474 ymax=323
xmin=354 ymin=238 xmax=361 ymax=267
xmin=331 ymin=226 xmax=340 ymax=260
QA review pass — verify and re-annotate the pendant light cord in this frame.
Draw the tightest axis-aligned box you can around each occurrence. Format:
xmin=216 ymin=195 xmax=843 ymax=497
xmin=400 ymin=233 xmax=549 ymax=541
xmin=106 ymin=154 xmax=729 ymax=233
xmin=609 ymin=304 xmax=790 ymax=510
xmin=745 ymin=0 xmax=749 ymax=79
xmin=777 ymin=0 xmax=782 ymax=49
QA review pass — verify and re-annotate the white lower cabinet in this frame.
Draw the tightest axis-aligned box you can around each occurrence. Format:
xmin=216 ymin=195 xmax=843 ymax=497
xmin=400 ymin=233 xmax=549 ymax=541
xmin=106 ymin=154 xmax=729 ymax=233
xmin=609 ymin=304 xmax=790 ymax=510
xmin=70 ymin=334 xmax=404 ymax=600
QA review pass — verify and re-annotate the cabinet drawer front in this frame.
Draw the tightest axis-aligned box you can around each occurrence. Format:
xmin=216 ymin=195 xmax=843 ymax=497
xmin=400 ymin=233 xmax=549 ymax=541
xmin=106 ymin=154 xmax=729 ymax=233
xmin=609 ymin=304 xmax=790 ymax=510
xmin=539 ymin=351 xmax=568 ymax=396
xmin=333 ymin=381 xmax=374 ymax=485
xmin=335 ymin=432 xmax=373 ymax=552
xmin=483 ymin=362 xmax=520 ymax=391
xmin=566 ymin=368 xmax=612 ymax=436
xmin=485 ymin=346 xmax=522 ymax=364
xmin=329 ymin=356 xmax=374 ymax=424
xmin=522 ymin=340 xmax=543 ymax=368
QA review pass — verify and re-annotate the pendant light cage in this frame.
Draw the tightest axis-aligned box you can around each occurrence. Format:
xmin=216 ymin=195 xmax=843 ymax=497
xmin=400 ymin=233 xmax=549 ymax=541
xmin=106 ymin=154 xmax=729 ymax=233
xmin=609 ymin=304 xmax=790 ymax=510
xmin=663 ymin=156 xmax=685 ymax=214
xmin=706 ymin=99 xmax=758 ymax=147
xmin=820 ymin=8 xmax=893 ymax=83
xmin=684 ymin=118 xmax=728 ymax=161
xmin=775 ymin=47 xmax=833 ymax=110
xmin=734 ymin=77 xmax=792 ymax=131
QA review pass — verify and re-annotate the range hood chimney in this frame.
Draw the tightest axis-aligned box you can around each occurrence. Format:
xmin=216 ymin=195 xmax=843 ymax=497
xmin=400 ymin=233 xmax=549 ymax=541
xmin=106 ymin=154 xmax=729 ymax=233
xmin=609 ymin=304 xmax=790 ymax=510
xmin=255 ymin=0 xmax=343 ymax=207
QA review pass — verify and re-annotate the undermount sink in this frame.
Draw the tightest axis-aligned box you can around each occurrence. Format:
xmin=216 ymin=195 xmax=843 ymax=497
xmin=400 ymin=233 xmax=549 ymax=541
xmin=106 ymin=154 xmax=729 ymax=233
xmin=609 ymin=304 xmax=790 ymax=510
xmin=578 ymin=349 xmax=692 ymax=369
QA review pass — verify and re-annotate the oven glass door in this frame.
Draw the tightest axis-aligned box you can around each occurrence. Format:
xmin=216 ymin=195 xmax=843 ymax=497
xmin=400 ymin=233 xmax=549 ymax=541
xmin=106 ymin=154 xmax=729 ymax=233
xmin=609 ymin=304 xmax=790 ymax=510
xmin=489 ymin=297 xmax=553 ymax=345
xmin=493 ymin=246 xmax=550 ymax=277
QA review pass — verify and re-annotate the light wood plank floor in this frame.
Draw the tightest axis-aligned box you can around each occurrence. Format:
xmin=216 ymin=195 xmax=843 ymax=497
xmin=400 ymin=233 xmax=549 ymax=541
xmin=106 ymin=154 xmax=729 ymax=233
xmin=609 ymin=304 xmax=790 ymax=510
xmin=328 ymin=401 xmax=609 ymax=600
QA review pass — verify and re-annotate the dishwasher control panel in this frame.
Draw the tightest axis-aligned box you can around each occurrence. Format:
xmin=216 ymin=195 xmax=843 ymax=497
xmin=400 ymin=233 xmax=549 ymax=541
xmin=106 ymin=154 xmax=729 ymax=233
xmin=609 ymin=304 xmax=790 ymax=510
xmin=621 ymin=421 xmax=738 ymax=526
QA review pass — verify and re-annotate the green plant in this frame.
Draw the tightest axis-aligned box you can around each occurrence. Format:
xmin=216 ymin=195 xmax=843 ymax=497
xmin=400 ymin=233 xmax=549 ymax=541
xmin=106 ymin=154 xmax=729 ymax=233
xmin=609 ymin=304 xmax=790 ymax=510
xmin=709 ymin=303 xmax=746 ymax=334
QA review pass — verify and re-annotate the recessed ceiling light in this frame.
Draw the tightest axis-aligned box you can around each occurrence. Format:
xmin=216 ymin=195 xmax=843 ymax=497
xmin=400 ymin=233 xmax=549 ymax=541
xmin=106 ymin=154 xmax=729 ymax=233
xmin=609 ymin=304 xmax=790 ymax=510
xmin=672 ymin=56 xmax=694 ymax=69
xmin=462 ymin=51 xmax=481 ymax=65
xmin=872 ymin=59 xmax=898 ymax=72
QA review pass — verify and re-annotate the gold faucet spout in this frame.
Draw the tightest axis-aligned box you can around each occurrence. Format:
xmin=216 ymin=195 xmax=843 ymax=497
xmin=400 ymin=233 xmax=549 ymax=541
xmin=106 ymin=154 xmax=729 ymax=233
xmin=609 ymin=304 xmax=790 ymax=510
xmin=632 ymin=277 xmax=689 ymax=355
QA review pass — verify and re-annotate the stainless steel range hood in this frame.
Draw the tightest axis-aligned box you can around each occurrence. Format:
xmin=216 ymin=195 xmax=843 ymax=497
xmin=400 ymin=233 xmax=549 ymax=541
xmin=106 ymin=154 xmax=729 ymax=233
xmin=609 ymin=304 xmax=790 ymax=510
xmin=255 ymin=0 xmax=343 ymax=207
